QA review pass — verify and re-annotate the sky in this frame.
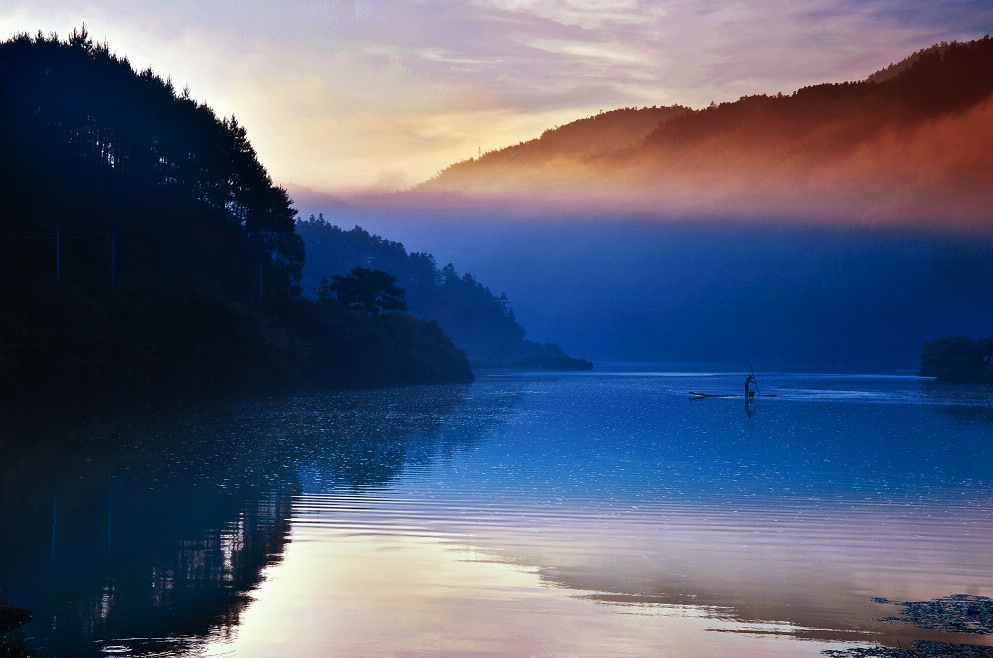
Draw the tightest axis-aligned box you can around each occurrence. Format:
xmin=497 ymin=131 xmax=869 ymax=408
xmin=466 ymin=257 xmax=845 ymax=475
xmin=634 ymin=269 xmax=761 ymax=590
xmin=3 ymin=1 xmax=992 ymax=195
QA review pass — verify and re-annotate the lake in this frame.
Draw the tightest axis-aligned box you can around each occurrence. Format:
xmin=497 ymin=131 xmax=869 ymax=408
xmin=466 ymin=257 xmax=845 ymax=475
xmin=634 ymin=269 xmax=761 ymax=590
xmin=2 ymin=367 xmax=992 ymax=657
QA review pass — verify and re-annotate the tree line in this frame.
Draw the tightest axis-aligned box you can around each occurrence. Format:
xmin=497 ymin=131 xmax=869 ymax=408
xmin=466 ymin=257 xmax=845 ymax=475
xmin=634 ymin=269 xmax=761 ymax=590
xmin=0 ymin=28 xmax=472 ymax=401
xmin=297 ymin=217 xmax=592 ymax=369
xmin=642 ymin=35 xmax=993 ymax=153
xmin=0 ymin=27 xmax=306 ymax=297
xmin=417 ymin=35 xmax=993 ymax=221
xmin=920 ymin=336 xmax=993 ymax=384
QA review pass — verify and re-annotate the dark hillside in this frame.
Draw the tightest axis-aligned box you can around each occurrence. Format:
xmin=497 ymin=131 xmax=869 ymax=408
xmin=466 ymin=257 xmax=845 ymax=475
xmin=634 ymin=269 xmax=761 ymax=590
xmin=0 ymin=29 xmax=472 ymax=400
xmin=297 ymin=217 xmax=592 ymax=369
xmin=0 ymin=28 xmax=302 ymax=298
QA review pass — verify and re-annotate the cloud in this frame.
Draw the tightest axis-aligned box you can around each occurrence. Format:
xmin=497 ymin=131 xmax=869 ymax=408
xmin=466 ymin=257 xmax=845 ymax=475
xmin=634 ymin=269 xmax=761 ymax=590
xmin=3 ymin=0 xmax=991 ymax=192
xmin=850 ymin=0 xmax=993 ymax=36
xmin=526 ymin=38 xmax=656 ymax=66
xmin=475 ymin=0 xmax=649 ymax=30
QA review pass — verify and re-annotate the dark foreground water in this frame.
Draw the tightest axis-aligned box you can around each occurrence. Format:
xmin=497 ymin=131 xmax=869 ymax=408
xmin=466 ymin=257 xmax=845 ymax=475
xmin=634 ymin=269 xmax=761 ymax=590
xmin=2 ymin=367 xmax=992 ymax=657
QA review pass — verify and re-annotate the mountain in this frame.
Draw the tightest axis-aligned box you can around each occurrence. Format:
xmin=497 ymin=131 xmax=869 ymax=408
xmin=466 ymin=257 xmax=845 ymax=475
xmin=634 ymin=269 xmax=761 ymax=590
xmin=296 ymin=217 xmax=593 ymax=369
xmin=415 ymin=36 xmax=993 ymax=226
xmin=423 ymin=105 xmax=686 ymax=193
xmin=0 ymin=29 xmax=472 ymax=400
xmin=865 ymin=41 xmax=951 ymax=83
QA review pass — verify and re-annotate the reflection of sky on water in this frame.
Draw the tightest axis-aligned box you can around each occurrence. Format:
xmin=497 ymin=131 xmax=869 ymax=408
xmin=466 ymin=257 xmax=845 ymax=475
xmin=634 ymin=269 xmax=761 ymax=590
xmin=4 ymin=370 xmax=992 ymax=657
xmin=226 ymin=491 xmax=991 ymax=657
xmin=0 ymin=385 xmax=480 ymax=657
xmin=406 ymin=371 xmax=993 ymax=504
xmin=210 ymin=370 xmax=993 ymax=658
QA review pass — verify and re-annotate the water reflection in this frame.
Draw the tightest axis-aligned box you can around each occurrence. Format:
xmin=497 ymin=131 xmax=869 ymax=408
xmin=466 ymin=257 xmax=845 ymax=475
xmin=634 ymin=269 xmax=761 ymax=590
xmin=224 ymin=371 xmax=993 ymax=657
xmin=0 ymin=384 xmax=478 ymax=657
xmin=260 ymin=491 xmax=992 ymax=656
xmin=3 ymin=371 xmax=993 ymax=658
xmin=1 ymin=417 xmax=294 ymax=656
xmin=918 ymin=379 xmax=993 ymax=424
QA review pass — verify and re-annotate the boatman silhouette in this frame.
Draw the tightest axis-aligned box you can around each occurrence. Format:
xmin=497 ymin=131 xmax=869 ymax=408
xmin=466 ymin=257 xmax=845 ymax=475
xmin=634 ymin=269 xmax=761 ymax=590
xmin=745 ymin=374 xmax=756 ymax=398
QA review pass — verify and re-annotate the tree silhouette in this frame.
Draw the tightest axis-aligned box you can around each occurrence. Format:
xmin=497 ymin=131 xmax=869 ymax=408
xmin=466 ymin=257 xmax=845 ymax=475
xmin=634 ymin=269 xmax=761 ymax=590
xmin=0 ymin=27 xmax=304 ymax=297
xmin=326 ymin=267 xmax=407 ymax=316
xmin=0 ymin=29 xmax=473 ymax=398
xmin=297 ymin=219 xmax=590 ymax=369
xmin=920 ymin=335 xmax=993 ymax=382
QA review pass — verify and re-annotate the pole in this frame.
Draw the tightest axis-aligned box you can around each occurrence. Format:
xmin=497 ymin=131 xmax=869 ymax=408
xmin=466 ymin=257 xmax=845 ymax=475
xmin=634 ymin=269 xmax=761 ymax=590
xmin=749 ymin=362 xmax=760 ymax=395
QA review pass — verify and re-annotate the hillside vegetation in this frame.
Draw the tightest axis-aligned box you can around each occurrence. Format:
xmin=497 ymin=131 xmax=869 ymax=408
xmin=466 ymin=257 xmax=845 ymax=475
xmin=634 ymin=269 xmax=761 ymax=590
xmin=426 ymin=105 xmax=686 ymax=191
xmin=920 ymin=336 xmax=993 ymax=383
xmin=297 ymin=217 xmax=593 ymax=369
xmin=0 ymin=29 xmax=472 ymax=400
xmin=417 ymin=36 xmax=993 ymax=225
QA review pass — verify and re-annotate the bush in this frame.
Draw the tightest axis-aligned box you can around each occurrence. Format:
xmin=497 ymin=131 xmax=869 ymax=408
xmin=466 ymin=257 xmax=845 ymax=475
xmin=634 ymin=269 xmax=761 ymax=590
xmin=920 ymin=335 xmax=993 ymax=383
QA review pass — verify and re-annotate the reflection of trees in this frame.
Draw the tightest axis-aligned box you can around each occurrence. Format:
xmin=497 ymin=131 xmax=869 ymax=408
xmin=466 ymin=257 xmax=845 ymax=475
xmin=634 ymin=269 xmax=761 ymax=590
xmin=920 ymin=380 xmax=993 ymax=424
xmin=0 ymin=382 xmax=494 ymax=656
xmin=0 ymin=410 xmax=296 ymax=657
xmin=933 ymin=404 xmax=993 ymax=424
xmin=290 ymin=384 xmax=477 ymax=490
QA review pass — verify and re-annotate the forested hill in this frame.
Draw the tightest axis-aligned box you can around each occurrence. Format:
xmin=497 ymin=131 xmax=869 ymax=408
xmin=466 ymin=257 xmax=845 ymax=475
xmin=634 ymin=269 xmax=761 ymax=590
xmin=297 ymin=217 xmax=593 ymax=370
xmin=0 ymin=29 xmax=472 ymax=400
xmin=415 ymin=36 xmax=993 ymax=224
xmin=0 ymin=29 xmax=304 ymax=298
xmin=422 ymin=105 xmax=686 ymax=192
xmin=865 ymin=41 xmax=951 ymax=83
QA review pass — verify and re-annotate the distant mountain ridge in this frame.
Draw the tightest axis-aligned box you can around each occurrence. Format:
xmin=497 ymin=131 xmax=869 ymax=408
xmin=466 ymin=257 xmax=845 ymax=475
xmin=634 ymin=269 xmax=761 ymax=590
xmin=414 ymin=36 xmax=993 ymax=226
xmin=426 ymin=105 xmax=686 ymax=190
xmin=866 ymin=41 xmax=951 ymax=83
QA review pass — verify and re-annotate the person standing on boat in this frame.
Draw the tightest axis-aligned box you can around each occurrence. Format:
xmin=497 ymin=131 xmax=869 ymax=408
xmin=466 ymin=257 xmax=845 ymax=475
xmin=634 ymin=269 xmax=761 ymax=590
xmin=745 ymin=374 xmax=756 ymax=398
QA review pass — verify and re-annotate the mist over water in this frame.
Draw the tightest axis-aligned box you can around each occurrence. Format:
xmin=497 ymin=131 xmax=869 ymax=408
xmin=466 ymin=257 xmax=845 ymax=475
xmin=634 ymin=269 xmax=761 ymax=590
xmin=290 ymin=196 xmax=993 ymax=369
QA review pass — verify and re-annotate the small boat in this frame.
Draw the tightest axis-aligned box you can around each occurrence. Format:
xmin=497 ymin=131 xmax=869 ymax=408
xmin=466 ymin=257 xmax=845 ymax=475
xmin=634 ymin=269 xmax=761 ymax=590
xmin=689 ymin=392 xmax=777 ymax=398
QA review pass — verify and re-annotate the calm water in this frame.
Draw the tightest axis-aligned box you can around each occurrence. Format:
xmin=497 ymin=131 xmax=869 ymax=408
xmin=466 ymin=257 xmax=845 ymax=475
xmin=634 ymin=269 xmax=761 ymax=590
xmin=2 ymin=367 xmax=992 ymax=657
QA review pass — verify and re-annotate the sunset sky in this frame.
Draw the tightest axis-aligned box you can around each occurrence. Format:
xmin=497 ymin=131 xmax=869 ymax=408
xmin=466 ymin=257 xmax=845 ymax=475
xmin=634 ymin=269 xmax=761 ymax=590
xmin=3 ymin=1 xmax=992 ymax=194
